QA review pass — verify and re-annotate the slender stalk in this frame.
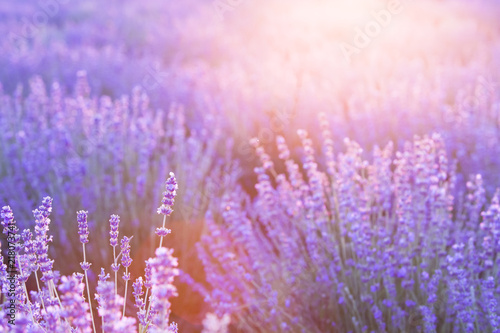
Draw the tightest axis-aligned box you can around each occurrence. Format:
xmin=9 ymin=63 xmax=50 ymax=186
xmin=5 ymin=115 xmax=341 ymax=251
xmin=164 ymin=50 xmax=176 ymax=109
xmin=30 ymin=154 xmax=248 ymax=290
xmin=17 ymin=256 xmax=37 ymax=324
xmin=145 ymin=290 xmax=153 ymax=326
xmin=159 ymin=215 xmax=167 ymax=248
xmin=83 ymin=243 xmax=97 ymax=333
xmin=143 ymin=288 xmax=149 ymax=311
xmin=50 ymin=279 xmax=64 ymax=310
xmin=113 ymin=246 xmax=117 ymax=295
xmin=122 ymin=267 xmax=129 ymax=318
xmin=34 ymin=271 xmax=46 ymax=313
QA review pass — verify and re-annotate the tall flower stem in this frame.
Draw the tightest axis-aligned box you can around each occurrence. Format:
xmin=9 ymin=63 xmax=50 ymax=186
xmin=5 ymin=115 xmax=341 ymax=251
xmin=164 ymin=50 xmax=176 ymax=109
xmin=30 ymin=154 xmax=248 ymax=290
xmin=109 ymin=214 xmax=121 ymax=296
xmin=78 ymin=210 xmax=95 ymax=333
xmin=113 ymin=246 xmax=118 ymax=295
xmin=159 ymin=214 xmax=167 ymax=248
xmin=120 ymin=235 xmax=133 ymax=319
xmin=83 ymin=243 xmax=96 ymax=333
xmin=123 ymin=266 xmax=129 ymax=318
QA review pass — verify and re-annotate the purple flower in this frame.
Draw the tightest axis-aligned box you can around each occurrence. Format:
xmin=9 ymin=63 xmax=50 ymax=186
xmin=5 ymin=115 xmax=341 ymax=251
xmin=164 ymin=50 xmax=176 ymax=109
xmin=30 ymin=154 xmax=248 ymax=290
xmin=482 ymin=276 xmax=500 ymax=332
xmin=157 ymin=172 xmax=177 ymax=216
xmin=155 ymin=227 xmax=172 ymax=237
xmin=371 ymin=305 xmax=386 ymax=332
xmin=250 ymin=138 xmax=274 ymax=170
xmin=32 ymin=199 xmax=56 ymax=283
xmin=144 ymin=260 xmax=153 ymax=289
xmin=120 ymin=236 xmax=132 ymax=268
xmin=80 ymin=261 xmax=92 ymax=271
xmin=109 ymin=214 xmax=120 ymax=248
xmin=157 ymin=205 xmax=174 ymax=215
xmin=427 ymin=270 xmax=441 ymax=304
xmin=39 ymin=196 xmax=53 ymax=219
xmin=1 ymin=206 xmax=18 ymax=236
xmin=95 ymin=279 xmax=137 ymax=332
xmin=420 ymin=305 xmax=437 ymax=333
xmin=98 ymin=268 xmax=110 ymax=282
xmin=77 ymin=210 xmax=89 ymax=244
xmin=133 ymin=277 xmax=145 ymax=308
xmin=148 ymin=247 xmax=179 ymax=330
xmin=58 ymin=274 xmax=92 ymax=333
xmin=132 ymin=277 xmax=147 ymax=326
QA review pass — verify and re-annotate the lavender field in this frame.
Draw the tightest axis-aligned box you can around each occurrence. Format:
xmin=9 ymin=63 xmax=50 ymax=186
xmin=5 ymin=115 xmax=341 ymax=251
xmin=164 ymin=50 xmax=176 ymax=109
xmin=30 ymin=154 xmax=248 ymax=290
xmin=1 ymin=0 xmax=500 ymax=332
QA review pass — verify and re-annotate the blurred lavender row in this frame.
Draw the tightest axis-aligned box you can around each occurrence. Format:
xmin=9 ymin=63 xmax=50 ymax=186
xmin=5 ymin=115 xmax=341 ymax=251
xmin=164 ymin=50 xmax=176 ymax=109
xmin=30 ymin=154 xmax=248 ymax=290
xmin=198 ymin=127 xmax=500 ymax=332
xmin=1 ymin=0 xmax=500 ymax=190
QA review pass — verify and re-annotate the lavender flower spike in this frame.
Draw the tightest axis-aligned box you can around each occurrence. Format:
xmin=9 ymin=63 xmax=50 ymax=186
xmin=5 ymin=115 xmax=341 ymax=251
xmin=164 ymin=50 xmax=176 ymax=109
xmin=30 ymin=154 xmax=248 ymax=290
xmin=148 ymin=247 xmax=179 ymax=331
xmin=121 ymin=235 xmax=133 ymax=317
xmin=77 ymin=210 xmax=96 ymax=332
xmin=58 ymin=274 xmax=92 ymax=333
xmin=96 ymin=279 xmax=136 ymax=332
xmin=109 ymin=214 xmax=120 ymax=247
xmin=77 ymin=210 xmax=90 ymax=244
xmin=157 ymin=172 xmax=178 ymax=216
xmin=109 ymin=214 xmax=121 ymax=295
xmin=120 ymin=236 xmax=133 ymax=270
xmin=157 ymin=172 xmax=177 ymax=248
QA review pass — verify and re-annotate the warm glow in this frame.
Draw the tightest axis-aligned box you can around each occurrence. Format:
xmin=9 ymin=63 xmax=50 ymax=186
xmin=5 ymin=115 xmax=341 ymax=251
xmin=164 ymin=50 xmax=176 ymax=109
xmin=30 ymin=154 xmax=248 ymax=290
xmin=284 ymin=0 xmax=386 ymax=27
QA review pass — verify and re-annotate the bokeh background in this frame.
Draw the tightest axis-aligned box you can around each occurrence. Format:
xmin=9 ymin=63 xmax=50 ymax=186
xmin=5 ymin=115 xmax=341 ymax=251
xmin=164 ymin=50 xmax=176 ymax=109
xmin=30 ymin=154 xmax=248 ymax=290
xmin=1 ymin=0 xmax=500 ymax=331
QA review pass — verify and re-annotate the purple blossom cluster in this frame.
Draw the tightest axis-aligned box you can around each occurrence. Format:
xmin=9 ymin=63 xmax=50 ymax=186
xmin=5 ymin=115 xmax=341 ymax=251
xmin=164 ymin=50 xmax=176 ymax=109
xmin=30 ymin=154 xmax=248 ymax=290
xmin=0 ymin=177 xmax=179 ymax=332
xmin=197 ymin=122 xmax=500 ymax=332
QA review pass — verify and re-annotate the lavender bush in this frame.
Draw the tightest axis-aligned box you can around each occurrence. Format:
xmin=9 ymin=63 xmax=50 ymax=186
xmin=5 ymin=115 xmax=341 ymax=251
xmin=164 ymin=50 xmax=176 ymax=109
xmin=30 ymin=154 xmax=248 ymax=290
xmin=0 ymin=173 xmax=179 ymax=332
xmin=0 ymin=72 xmax=236 ymax=256
xmin=197 ymin=117 xmax=500 ymax=332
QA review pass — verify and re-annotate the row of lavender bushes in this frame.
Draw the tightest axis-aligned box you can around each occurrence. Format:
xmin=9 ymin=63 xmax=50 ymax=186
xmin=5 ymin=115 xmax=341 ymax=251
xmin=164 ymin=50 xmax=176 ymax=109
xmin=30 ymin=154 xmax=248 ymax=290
xmin=2 ymin=104 xmax=499 ymax=333
xmin=196 ymin=116 xmax=500 ymax=332
xmin=0 ymin=73 xmax=239 ymax=327
xmin=2 ymin=0 xmax=500 ymax=194
xmin=0 ymin=75 xmax=499 ymax=331
xmin=0 ymin=71 xmax=499 ymax=331
xmin=0 ymin=1 xmax=200 ymax=96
